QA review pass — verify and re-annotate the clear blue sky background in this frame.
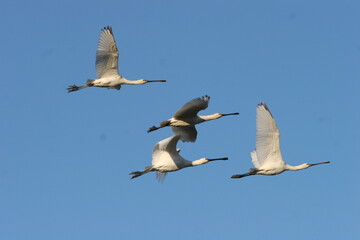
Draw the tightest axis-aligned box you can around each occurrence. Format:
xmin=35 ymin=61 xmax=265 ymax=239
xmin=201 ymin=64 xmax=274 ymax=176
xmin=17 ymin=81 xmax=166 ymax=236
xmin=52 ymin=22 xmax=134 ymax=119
xmin=1 ymin=1 xmax=359 ymax=239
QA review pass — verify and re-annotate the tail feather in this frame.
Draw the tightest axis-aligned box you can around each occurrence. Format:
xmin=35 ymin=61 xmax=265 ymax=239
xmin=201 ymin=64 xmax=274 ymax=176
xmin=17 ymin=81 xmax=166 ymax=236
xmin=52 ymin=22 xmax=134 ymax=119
xmin=250 ymin=151 xmax=260 ymax=168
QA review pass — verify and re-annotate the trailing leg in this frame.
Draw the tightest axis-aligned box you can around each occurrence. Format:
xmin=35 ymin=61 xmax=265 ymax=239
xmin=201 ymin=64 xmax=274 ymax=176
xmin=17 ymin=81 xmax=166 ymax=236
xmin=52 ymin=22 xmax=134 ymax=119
xmin=130 ymin=166 xmax=153 ymax=179
xmin=231 ymin=168 xmax=258 ymax=179
xmin=67 ymin=79 xmax=95 ymax=93
xmin=147 ymin=120 xmax=171 ymax=133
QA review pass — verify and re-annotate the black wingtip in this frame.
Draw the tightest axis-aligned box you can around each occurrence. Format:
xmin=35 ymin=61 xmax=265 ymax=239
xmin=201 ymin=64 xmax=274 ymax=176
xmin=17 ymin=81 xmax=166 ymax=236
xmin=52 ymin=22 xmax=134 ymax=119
xmin=257 ymin=102 xmax=274 ymax=117
xmin=202 ymin=95 xmax=210 ymax=100
xmin=103 ymin=26 xmax=113 ymax=34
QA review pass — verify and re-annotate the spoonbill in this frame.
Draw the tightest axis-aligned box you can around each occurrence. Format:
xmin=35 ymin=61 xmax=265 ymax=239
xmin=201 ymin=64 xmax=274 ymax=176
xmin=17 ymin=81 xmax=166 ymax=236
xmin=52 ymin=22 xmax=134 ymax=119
xmin=231 ymin=102 xmax=330 ymax=179
xmin=147 ymin=95 xmax=239 ymax=142
xmin=67 ymin=26 xmax=166 ymax=93
xmin=130 ymin=135 xmax=228 ymax=182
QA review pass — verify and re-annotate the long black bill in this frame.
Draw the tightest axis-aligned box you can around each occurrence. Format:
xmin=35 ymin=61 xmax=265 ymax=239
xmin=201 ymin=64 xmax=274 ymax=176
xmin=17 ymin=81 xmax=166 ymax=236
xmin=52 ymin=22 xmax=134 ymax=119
xmin=207 ymin=157 xmax=228 ymax=162
xmin=146 ymin=80 xmax=166 ymax=82
xmin=309 ymin=161 xmax=331 ymax=167
xmin=221 ymin=112 xmax=239 ymax=116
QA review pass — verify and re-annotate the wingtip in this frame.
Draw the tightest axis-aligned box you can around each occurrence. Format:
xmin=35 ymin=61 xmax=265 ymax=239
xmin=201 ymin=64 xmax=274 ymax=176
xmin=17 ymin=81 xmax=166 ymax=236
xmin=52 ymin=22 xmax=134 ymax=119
xmin=102 ymin=25 xmax=113 ymax=34
xmin=257 ymin=102 xmax=274 ymax=117
xmin=257 ymin=102 xmax=267 ymax=108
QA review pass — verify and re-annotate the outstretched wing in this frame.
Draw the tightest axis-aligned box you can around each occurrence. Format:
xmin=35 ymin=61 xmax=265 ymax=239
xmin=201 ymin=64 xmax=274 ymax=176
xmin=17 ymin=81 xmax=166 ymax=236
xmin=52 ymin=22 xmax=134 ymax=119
xmin=255 ymin=102 xmax=284 ymax=168
xmin=96 ymin=26 xmax=120 ymax=78
xmin=152 ymin=135 xmax=181 ymax=166
xmin=171 ymin=126 xmax=197 ymax=142
xmin=173 ymin=95 xmax=210 ymax=119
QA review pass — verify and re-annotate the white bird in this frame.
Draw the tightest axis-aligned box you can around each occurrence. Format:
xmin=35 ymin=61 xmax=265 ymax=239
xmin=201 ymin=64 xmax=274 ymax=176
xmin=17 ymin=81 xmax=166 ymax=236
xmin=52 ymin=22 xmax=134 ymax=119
xmin=231 ymin=102 xmax=330 ymax=179
xmin=130 ymin=135 xmax=228 ymax=181
xmin=147 ymin=95 xmax=239 ymax=142
xmin=67 ymin=26 xmax=166 ymax=93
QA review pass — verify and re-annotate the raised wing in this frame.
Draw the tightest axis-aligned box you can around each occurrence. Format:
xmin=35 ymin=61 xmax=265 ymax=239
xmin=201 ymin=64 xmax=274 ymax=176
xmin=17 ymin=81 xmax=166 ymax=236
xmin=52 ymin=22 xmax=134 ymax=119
xmin=171 ymin=126 xmax=197 ymax=142
xmin=152 ymin=135 xmax=181 ymax=166
xmin=173 ymin=95 xmax=210 ymax=120
xmin=255 ymin=102 xmax=284 ymax=168
xmin=96 ymin=26 xmax=120 ymax=78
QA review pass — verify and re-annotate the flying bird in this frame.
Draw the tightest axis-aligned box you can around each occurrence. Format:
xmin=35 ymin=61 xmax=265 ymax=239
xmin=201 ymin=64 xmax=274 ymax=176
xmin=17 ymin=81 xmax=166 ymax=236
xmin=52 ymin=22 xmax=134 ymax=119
xmin=130 ymin=135 xmax=228 ymax=182
xmin=67 ymin=26 xmax=166 ymax=93
xmin=147 ymin=95 xmax=239 ymax=142
xmin=231 ymin=102 xmax=330 ymax=179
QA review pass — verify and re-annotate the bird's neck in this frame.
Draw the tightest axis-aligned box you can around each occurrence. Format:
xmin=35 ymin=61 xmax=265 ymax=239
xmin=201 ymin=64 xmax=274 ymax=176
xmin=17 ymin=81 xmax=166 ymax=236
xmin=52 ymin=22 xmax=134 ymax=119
xmin=198 ymin=113 xmax=221 ymax=122
xmin=122 ymin=78 xmax=144 ymax=85
xmin=285 ymin=163 xmax=309 ymax=171
xmin=173 ymin=156 xmax=194 ymax=169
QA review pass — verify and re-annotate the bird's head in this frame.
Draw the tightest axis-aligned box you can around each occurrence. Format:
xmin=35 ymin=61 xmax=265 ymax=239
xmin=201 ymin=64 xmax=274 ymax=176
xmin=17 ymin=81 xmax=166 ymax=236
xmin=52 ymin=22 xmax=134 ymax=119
xmin=299 ymin=163 xmax=312 ymax=169
xmin=139 ymin=79 xmax=147 ymax=84
xmin=213 ymin=113 xmax=223 ymax=119
xmin=192 ymin=157 xmax=228 ymax=166
xmin=296 ymin=161 xmax=331 ymax=170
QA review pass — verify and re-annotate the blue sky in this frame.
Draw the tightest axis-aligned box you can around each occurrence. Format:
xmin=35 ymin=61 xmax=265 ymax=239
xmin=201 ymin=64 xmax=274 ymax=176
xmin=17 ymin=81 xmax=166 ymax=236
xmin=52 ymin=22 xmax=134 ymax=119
xmin=1 ymin=0 xmax=359 ymax=239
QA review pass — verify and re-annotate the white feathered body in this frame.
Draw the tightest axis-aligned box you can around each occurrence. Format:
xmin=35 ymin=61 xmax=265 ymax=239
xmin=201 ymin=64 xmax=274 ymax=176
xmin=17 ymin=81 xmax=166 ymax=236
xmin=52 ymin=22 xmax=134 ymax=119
xmin=250 ymin=152 xmax=286 ymax=175
xmin=168 ymin=116 xmax=205 ymax=127
xmin=91 ymin=75 xmax=122 ymax=89
xmin=151 ymin=136 xmax=193 ymax=172
xmin=152 ymin=151 xmax=192 ymax=172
